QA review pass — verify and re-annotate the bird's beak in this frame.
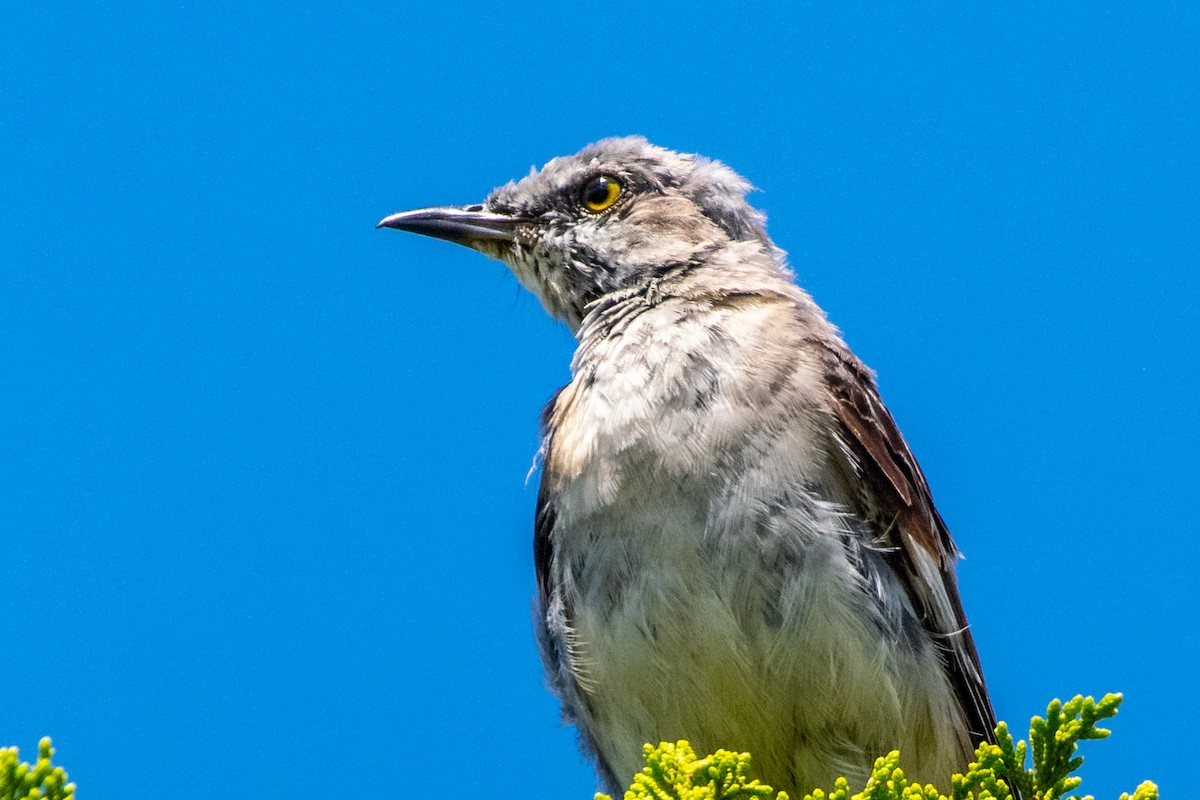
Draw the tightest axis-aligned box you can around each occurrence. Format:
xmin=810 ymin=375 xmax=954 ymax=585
xmin=376 ymin=205 xmax=527 ymax=249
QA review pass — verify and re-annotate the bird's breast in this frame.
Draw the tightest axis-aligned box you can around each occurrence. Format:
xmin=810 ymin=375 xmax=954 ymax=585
xmin=537 ymin=295 xmax=966 ymax=792
xmin=545 ymin=295 xmax=828 ymax=507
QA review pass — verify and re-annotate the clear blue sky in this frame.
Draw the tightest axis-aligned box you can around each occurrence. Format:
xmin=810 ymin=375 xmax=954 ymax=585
xmin=2 ymin=3 xmax=1195 ymax=797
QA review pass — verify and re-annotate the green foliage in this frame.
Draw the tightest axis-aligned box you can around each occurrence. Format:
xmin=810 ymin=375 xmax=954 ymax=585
xmin=601 ymin=741 xmax=786 ymax=800
xmin=0 ymin=739 xmax=74 ymax=800
xmin=596 ymin=694 xmax=1156 ymax=800
xmin=962 ymin=693 xmax=1155 ymax=800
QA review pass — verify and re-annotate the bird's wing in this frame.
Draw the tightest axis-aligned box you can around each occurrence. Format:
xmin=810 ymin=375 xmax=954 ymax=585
xmin=531 ymin=419 xmax=625 ymax=793
xmin=813 ymin=335 xmax=999 ymax=747
xmin=533 ymin=473 xmax=556 ymax=607
xmin=533 ymin=387 xmax=564 ymax=607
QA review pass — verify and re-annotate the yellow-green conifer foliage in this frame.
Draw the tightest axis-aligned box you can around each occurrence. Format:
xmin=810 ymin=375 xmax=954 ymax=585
xmin=0 ymin=694 xmax=1159 ymax=800
xmin=597 ymin=695 xmax=1156 ymax=800
xmin=0 ymin=738 xmax=73 ymax=800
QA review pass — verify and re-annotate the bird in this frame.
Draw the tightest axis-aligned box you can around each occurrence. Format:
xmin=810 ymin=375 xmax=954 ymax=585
xmin=378 ymin=137 xmax=1001 ymax=797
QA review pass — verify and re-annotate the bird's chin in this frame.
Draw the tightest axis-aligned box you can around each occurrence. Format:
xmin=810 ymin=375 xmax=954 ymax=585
xmin=471 ymin=240 xmax=513 ymax=262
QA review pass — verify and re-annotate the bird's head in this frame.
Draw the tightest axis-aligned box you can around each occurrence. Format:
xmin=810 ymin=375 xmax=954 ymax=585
xmin=378 ymin=137 xmax=783 ymax=329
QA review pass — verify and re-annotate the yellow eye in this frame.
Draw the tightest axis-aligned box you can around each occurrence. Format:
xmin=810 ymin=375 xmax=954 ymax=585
xmin=581 ymin=175 xmax=622 ymax=212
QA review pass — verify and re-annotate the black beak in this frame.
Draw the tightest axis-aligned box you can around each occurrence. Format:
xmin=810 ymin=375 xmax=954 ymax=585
xmin=376 ymin=205 xmax=526 ymax=248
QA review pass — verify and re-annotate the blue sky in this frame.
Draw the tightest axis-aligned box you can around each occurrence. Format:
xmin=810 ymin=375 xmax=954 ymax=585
xmin=2 ymin=3 xmax=1196 ymax=797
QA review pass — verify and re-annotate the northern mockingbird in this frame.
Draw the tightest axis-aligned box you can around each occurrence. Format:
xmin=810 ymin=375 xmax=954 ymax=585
xmin=379 ymin=137 xmax=1000 ymax=797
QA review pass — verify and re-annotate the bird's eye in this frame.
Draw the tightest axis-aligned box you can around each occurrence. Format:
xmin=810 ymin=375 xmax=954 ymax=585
xmin=581 ymin=176 xmax=622 ymax=213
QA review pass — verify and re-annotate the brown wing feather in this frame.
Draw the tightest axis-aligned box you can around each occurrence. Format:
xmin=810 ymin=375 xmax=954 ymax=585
xmin=813 ymin=336 xmax=999 ymax=748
